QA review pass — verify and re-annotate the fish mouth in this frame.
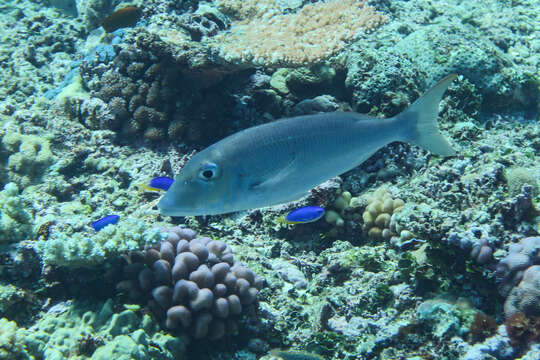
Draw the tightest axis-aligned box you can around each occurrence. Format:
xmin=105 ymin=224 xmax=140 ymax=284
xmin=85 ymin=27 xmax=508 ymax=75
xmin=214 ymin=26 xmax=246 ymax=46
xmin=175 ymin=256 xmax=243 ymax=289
xmin=157 ymin=192 xmax=192 ymax=216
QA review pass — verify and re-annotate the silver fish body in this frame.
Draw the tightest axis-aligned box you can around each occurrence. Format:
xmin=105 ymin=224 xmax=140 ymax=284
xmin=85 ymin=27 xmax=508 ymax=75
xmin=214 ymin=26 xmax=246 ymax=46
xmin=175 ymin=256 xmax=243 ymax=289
xmin=158 ymin=75 xmax=457 ymax=216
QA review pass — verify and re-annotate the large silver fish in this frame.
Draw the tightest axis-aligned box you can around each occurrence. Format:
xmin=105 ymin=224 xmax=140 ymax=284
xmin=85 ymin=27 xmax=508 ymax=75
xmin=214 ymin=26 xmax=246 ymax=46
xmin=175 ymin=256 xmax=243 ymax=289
xmin=159 ymin=74 xmax=457 ymax=216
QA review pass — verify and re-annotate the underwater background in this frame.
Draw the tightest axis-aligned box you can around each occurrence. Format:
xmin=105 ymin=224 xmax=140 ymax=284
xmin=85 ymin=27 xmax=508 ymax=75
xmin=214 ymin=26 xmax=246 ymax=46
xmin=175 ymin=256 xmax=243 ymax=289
xmin=0 ymin=0 xmax=539 ymax=359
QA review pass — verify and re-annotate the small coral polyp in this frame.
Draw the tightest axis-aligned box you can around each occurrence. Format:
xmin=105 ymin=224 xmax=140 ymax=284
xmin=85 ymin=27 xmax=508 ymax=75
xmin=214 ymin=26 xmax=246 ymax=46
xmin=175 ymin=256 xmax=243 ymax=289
xmin=117 ymin=227 xmax=262 ymax=340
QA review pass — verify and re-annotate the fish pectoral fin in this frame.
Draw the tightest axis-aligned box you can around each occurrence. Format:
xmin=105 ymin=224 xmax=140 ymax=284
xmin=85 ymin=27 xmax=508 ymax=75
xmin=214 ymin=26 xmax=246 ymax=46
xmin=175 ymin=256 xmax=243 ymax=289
xmin=248 ymin=157 xmax=297 ymax=192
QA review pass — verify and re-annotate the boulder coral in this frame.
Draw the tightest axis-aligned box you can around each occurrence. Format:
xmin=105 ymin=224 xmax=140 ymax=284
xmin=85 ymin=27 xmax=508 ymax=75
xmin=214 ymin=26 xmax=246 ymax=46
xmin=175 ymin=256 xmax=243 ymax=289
xmin=470 ymin=238 xmax=493 ymax=265
xmin=504 ymin=265 xmax=540 ymax=318
xmin=117 ymin=227 xmax=263 ymax=340
xmin=493 ymin=236 xmax=540 ymax=321
xmin=496 ymin=237 xmax=540 ymax=297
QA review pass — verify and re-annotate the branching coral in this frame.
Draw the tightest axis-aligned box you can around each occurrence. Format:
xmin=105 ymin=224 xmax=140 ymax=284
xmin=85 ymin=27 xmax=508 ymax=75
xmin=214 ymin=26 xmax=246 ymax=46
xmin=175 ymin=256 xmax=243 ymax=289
xmin=505 ymin=312 xmax=540 ymax=348
xmin=213 ymin=0 xmax=386 ymax=66
xmin=33 ymin=218 xmax=164 ymax=267
xmin=468 ymin=312 xmax=497 ymax=344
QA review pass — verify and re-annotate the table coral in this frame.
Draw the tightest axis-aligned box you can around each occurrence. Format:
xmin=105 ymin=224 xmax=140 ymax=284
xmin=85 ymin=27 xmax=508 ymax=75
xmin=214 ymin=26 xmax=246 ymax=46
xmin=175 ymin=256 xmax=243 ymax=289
xmin=212 ymin=0 xmax=386 ymax=67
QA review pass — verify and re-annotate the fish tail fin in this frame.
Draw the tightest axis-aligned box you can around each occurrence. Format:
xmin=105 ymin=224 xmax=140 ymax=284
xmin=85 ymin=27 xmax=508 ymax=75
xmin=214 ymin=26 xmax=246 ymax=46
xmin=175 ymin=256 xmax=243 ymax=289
xmin=397 ymin=74 xmax=457 ymax=156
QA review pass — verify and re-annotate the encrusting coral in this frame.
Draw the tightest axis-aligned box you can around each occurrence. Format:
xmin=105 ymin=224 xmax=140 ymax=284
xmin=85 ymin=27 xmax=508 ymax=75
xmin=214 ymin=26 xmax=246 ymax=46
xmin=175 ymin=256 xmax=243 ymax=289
xmin=117 ymin=227 xmax=263 ymax=340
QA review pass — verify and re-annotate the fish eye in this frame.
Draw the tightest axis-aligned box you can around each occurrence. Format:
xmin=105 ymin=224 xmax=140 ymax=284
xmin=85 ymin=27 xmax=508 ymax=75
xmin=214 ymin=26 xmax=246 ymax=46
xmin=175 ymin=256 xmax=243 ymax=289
xmin=198 ymin=162 xmax=219 ymax=181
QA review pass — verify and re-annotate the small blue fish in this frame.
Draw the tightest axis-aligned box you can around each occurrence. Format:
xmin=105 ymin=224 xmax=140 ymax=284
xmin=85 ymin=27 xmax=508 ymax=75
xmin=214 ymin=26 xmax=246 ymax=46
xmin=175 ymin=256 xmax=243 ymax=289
xmin=149 ymin=177 xmax=174 ymax=191
xmin=285 ymin=206 xmax=325 ymax=224
xmin=137 ymin=177 xmax=174 ymax=193
xmin=91 ymin=215 xmax=120 ymax=231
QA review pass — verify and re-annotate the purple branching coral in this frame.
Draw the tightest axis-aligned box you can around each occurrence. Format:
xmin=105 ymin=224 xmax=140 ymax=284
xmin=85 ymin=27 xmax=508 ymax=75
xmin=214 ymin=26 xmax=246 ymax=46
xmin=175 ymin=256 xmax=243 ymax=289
xmin=117 ymin=227 xmax=263 ymax=340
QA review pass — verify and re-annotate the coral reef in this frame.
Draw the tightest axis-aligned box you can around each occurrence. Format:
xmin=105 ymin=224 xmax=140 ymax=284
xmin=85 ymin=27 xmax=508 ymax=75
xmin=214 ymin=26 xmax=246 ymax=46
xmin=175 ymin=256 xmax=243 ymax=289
xmin=0 ymin=0 xmax=539 ymax=359
xmin=33 ymin=217 xmax=164 ymax=267
xmin=117 ymin=227 xmax=262 ymax=340
xmin=0 ymin=299 xmax=188 ymax=359
xmin=0 ymin=183 xmax=33 ymax=244
xmin=1 ymin=127 xmax=55 ymax=188
xmin=416 ymin=299 xmax=472 ymax=339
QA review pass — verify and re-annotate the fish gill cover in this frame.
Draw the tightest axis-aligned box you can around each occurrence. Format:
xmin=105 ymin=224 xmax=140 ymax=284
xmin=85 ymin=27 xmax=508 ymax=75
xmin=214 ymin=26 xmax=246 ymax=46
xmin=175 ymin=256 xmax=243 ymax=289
xmin=0 ymin=0 xmax=539 ymax=359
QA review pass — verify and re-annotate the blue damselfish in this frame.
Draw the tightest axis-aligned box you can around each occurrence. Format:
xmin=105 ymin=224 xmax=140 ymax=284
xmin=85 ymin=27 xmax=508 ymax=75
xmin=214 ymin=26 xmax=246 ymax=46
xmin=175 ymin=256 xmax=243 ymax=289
xmin=91 ymin=215 xmax=120 ymax=231
xmin=285 ymin=206 xmax=325 ymax=224
xmin=148 ymin=176 xmax=174 ymax=191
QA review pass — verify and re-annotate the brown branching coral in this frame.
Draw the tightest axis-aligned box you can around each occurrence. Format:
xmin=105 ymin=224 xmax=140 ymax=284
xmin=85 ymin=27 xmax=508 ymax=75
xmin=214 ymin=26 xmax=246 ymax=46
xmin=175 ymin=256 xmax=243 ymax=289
xmin=468 ymin=312 xmax=497 ymax=343
xmin=505 ymin=312 xmax=540 ymax=348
